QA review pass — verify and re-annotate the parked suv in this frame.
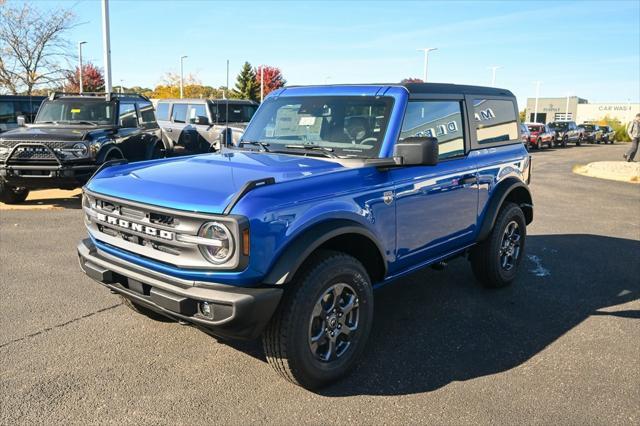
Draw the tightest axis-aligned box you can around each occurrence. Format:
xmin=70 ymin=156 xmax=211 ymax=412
xmin=579 ymin=123 xmax=603 ymax=143
xmin=78 ymin=83 xmax=533 ymax=389
xmin=599 ymin=125 xmax=615 ymax=144
xmin=0 ymin=92 xmax=163 ymax=204
xmin=548 ymin=120 xmax=583 ymax=147
xmin=156 ymin=99 xmax=258 ymax=155
xmin=0 ymin=95 xmax=46 ymax=133
xmin=525 ymin=122 xmax=555 ymax=149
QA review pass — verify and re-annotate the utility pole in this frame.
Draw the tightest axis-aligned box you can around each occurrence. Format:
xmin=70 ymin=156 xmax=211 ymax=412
xmin=488 ymin=65 xmax=502 ymax=86
xmin=78 ymin=41 xmax=86 ymax=93
xmin=260 ymin=66 xmax=264 ymax=103
xmin=101 ymin=0 xmax=112 ymax=93
xmin=533 ymin=81 xmax=541 ymax=123
xmin=179 ymin=55 xmax=187 ymax=99
xmin=417 ymin=47 xmax=438 ymax=82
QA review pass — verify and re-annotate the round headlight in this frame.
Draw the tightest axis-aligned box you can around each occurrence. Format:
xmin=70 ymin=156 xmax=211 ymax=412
xmin=198 ymin=222 xmax=234 ymax=264
xmin=72 ymin=143 xmax=88 ymax=157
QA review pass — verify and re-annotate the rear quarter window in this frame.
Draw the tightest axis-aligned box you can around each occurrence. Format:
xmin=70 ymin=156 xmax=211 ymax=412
xmin=473 ymin=99 xmax=518 ymax=144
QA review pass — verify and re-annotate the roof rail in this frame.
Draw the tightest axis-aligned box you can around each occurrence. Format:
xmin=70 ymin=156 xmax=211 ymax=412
xmin=48 ymin=92 xmax=149 ymax=102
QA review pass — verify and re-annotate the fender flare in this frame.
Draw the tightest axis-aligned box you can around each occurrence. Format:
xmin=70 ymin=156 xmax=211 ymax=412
xmin=476 ymin=178 xmax=533 ymax=242
xmin=263 ymin=220 xmax=387 ymax=285
xmin=96 ymin=145 xmax=124 ymax=163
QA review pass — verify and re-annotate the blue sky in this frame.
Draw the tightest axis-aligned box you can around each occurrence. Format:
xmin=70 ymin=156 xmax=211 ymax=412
xmin=35 ymin=0 xmax=640 ymax=108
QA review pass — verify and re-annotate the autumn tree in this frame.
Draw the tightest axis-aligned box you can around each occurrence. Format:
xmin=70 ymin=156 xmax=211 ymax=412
xmin=0 ymin=2 xmax=77 ymax=94
xmin=64 ymin=63 xmax=105 ymax=92
xmin=400 ymin=78 xmax=424 ymax=84
xmin=255 ymin=65 xmax=286 ymax=99
xmin=150 ymin=72 xmax=223 ymax=99
xmin=233 ymin=62 xmax=258 ymax=101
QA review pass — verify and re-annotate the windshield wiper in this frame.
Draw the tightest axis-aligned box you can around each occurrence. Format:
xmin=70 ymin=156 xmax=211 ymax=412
xmin=239 ymin=140 xmax=270 ymax=152
xmin=73 ymin=120 xmax=99 ymax=126
xmin=284 ymin=144 xmax=338 ymax=158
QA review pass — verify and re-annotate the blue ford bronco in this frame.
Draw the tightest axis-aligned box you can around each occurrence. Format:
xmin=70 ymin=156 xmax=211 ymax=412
xmin=78 ymin=83 xmax=532 ymax=389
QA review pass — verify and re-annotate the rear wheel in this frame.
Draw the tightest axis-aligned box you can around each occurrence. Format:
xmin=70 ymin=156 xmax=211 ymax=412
xmin=0 ymin=182 xmax=29 ymax=204
xmin=263 ymin=250 xmax=374 ymax=389
xmin=470 ymin=202 xmax=526 ymax=288
xmin=576 ymin=135 xmax=583 ymax=146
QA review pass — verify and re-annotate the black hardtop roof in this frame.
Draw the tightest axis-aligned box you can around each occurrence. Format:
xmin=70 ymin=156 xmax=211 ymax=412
xmin=401 ymin=82 xmax=514 ymax=97
xmin=48 ymin=92 xmax=150 ymax=102
xmin=158 ymin=98 xmax=258 ymax=105
xmin=0 ymin=95 xmax=47 ymax=101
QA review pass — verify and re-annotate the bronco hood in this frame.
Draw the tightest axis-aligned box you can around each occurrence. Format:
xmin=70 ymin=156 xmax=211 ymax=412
xmin=0 ymin=126 xmax=112 ymax=142
xmin=86 ymin=151 xmax=345 ymax=214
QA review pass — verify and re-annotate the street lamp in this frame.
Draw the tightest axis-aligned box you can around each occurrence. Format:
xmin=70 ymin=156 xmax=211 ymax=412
xmin=417 ymin=47 xmax=438 ymax=82
xmin=533 ymin=81 xmax=542 ymax=123
xmin=120 ymin=79 xmax=125 ymax=94
xmin=78 ymin=41 xmax=87 ymax=93
xmin=488 ymin=65 xmax=502 ymax=86
xmin=260 ymin=65 xmax=264 ymax=103
xmin=565 ymin=92 xmax=571 ymax=120
xmin=180 ymin=55 xmax=188 ymax=99
xmin=101 ymin=0 xmax=112 ymax=93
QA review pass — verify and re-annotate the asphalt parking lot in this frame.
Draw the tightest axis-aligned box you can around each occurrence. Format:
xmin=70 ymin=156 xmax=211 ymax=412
xmin=1 ymin=143 xmax=638 ymax=425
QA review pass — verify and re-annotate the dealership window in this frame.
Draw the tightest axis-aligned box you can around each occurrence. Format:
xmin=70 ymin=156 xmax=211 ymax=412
xmin=554 ymin=112 xmax=573 ymax=121
xmin=400 ymin=101 xmax=465 ymax=159
xmin=156 ymin=102 xmax=169 ymax=121
xmin=473 ymin=99 xmax=518 ymax=144
xmin=171 ymin=103 xmax=187 ymax=123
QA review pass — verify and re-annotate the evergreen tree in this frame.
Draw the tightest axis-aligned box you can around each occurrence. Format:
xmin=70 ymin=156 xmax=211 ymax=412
xmin=234 ymin=62 xmax=258 ymax=101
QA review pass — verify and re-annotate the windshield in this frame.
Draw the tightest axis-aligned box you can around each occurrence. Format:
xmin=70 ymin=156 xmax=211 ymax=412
xmin=527 ymin=125 xmax=542 ymax=132
xmin=240 ymin=96 xmax=394 ymax=158
xmin=212 ymin=103 xmax=257 ymax=123
xmin=549 ymin=122 xmax=568 ymax=130
xmin=581 ymin=125 xmax=596 ymax=131
xmin=35 ymin=100 xmax=116 ymax=125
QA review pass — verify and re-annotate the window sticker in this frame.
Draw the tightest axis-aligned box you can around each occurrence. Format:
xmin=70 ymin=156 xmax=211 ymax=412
xmin=298 ymin=116 xmax=316 ymax=126
xmin=71 ymin=108 xmax=81 ymax=113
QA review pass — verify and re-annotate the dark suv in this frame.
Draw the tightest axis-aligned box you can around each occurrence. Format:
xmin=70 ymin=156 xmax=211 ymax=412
xmin=156 ymin=99 xmax=258 ymax=155
xmin=548 ymin=120 xmax=583 ymax=147
xmin=0 ymin=92 xmax=163 ymax=204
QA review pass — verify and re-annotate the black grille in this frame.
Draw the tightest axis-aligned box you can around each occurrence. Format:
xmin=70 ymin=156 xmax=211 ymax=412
xmin=1 ymin=140 xmax=67 ymax=161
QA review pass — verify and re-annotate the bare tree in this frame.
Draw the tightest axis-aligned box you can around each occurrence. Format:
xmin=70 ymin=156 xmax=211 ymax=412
xmin=0 ymin=2 xmax=77 ymax=94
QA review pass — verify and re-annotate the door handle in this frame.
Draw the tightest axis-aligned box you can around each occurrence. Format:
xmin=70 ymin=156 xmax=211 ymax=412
xmin=166 ymin=128 xmax=172 ymax=132
xmin=460 ymin=176 xmax=478 ymax=185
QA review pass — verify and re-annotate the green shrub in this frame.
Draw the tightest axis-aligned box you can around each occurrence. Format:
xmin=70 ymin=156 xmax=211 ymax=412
xmin=596 ymin=115 xmax=631 ymax=142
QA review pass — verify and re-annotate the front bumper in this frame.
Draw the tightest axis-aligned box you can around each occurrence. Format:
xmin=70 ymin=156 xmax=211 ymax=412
xmin=77 ymin=238 xmax=282 ymax=340
xmin=0 ymin=162 xmax=96 ymax=189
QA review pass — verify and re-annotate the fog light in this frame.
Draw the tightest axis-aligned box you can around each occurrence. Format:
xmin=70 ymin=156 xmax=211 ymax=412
xmin=200 ymin=301 xmax=213 ymax=319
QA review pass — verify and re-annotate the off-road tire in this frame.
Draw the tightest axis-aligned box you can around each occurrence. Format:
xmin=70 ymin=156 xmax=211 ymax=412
xmin=119 ymin=295 xmax=173 ymax=321
xmin=470 ymin=202 xmax=526 ymax=288
xmin=0 ymin=182 xmax=29 ymax=204
xmin=263 ymin=250 xmax=374 ymax=389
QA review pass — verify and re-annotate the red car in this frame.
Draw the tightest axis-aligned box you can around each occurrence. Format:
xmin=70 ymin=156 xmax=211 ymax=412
xmin=526 ymin=123 xmax=555 ymax=149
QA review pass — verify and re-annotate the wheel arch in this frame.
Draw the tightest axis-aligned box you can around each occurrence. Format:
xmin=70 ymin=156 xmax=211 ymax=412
xmin=96 ymin=144 xmax=124 ymax=163
xmin=477 ymin=178 xmax=533 ymax=242
xmin=263 ymin=220 xmax=387 ymax=286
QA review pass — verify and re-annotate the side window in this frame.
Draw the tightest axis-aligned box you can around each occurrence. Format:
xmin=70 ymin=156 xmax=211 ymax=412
xmin=171 ymin=103 xmax=187 ymax=123
xmin=118 ymin=103 xmax=138 ymax=128
xmin=473 ymin=99 xmax=518 ymax=144
xmin=155 ymin=102 xmax=170 ymax=121
xmin=138 ymin=102 xmax=156 ymax=124
xmin=0 ymin=101 xmax=16 ymax=124
xmin=400 ymin=100 xmax=465 ymax=159
xmin=188 ymin=104 xmax=207 ymax=124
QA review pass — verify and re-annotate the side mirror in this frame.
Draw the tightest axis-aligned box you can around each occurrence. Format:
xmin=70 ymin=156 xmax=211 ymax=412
xmin=393 ymin=137 xmax=439 ymax=166
xmin=194 ymin=115 xmax=210 ymax=125
xmin=16 ymin=115 xmax=26 ymax=127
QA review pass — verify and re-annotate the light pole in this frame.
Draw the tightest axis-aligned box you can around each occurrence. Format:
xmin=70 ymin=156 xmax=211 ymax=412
xmin=179 ymin=55 xmax=187 ymax=99
xmin=417 ymin=47 xmax=438 ymax=82
xmin=533 ymin=81 xmax=542 ymax=123
xmin=120 ymin=79 xmax=125 ymax=94
xmin=565 ymin=92 xmax=571 ymax=120
xmin=78 ymin=41 xmax=87 ymax=93
xmin=488 ymin=65 xmax=502 ymax=86
xmin=101 ymin=0 xmax=112 ymax=93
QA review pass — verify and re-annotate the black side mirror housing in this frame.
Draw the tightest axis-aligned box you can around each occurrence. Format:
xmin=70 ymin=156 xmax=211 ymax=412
xmin=393 ymin=137 xmax=439 ymax=166
xmin=16 ymin=115 xmax=26 ymax=127
xmin=194 ymin=115 xmax=210 ymax=125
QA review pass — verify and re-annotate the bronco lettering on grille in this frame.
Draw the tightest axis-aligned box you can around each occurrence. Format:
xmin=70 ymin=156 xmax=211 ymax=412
xmin=95 ymin=212 xmax=174 ymax=240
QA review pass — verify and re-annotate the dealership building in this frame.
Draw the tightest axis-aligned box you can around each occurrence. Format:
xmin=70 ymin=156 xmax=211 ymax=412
xmin=524 ymin=97 xmax=639 ymax=124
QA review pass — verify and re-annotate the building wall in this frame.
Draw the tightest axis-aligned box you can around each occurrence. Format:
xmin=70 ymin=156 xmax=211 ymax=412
xmin=524 ymin=97 xmax=588 ymax=124
xmin=576 ymin=103 xmax=640 ymax=124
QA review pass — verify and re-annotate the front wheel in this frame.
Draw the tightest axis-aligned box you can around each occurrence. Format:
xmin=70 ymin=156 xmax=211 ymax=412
xmin=263 ymin=250 xmax=374 ymax=389
xmin=0 ymin=182 xmax=29 ymax=204
xmin=562 ymin=137 xmax=568 ymax=148
xmin=576 ymin=136 xmax=583 ymax=146
xmin=470 ymin=202 xmax=526 ymax=288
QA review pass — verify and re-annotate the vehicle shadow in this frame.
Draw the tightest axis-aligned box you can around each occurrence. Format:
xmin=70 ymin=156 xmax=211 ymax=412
xmin=0 ymin=192 xmax=82 ymax=210
xmin=314 ymin=234 xmax=639 ymax=396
